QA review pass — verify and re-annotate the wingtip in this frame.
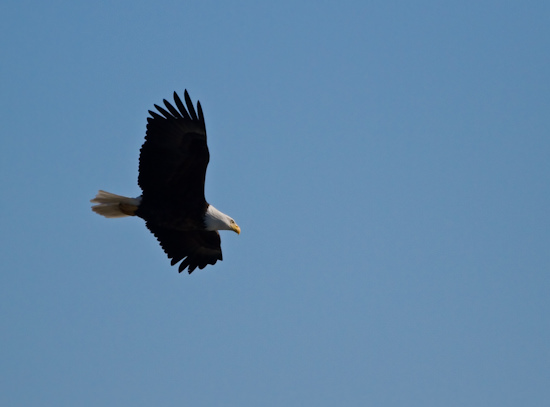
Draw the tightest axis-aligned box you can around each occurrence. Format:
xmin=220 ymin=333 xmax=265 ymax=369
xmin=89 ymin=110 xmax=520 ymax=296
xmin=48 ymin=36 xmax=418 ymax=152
xmin=183 ymin=90 xmax=198 ymax=120
xmin=197 ymin=101 xmax=204 ymax=122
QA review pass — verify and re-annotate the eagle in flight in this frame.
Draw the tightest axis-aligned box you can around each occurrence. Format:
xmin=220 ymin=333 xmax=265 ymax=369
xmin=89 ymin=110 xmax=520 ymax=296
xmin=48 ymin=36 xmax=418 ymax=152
xmin=91 ymin=91 xmax=240 ymax=273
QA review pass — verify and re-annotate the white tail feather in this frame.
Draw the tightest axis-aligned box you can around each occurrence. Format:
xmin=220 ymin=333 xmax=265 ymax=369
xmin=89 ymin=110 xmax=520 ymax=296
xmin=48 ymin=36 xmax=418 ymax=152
xmin=90 ymin=190 xmax=141 ymax=218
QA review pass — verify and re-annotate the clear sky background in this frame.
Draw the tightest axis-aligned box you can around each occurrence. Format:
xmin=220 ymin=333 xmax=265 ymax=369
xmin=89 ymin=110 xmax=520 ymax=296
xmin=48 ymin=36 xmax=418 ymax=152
xmin=1 ymin=1 xmax=549 ymax=406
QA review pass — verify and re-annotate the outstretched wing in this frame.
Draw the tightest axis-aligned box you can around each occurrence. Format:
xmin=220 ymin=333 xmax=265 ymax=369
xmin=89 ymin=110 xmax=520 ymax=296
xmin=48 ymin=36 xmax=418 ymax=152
xmin=146 ymin=222 xmax=223 ymax=274
xmin=138 ymin=90 xmax=209 ymax=207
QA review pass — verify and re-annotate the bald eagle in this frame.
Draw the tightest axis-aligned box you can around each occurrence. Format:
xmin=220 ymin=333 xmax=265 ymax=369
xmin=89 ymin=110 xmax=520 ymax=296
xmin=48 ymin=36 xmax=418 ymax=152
xmin=91 ymin=91 xmax=240 ymax=274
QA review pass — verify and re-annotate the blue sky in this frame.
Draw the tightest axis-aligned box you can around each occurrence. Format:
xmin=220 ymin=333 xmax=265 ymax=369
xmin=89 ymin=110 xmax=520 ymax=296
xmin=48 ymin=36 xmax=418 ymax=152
xmin=1 ymin=1 xmax=549 ymax=406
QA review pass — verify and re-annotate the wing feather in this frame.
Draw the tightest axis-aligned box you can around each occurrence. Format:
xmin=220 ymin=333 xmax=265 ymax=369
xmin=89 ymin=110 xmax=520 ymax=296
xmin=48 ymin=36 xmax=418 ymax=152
xmin=197 ymin=101 xmax=204 ymax=123
xmin=138 ymin=91 xmax=209 ymax=209
xmin=184 ymin=90 xmax=198 ymax=121
xmin=153 ymin=104 xmax=172 ymax=119
xmin=163 ymin=99 xmax=183 ymax=119
xmin=146 ymin=222 xmax=223 ymax=274
xmin=173 ymin=92 xmax=190 ymax=120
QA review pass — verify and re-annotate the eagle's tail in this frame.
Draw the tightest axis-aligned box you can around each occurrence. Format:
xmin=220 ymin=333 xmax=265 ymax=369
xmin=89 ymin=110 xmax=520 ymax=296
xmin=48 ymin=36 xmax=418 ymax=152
xmin=90 ymin=190 xmax=141 ymax=218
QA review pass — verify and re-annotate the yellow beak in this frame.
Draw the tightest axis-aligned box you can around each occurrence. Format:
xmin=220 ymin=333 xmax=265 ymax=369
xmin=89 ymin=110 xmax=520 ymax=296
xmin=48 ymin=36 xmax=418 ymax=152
xmin=232 ymin=224 xmax=241 ymax=235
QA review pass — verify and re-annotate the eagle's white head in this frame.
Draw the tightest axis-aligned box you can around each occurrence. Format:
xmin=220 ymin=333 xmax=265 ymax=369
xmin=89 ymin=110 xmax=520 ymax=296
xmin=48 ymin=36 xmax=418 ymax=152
xmin=204 ymin=205 xmax=240 ymax=234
